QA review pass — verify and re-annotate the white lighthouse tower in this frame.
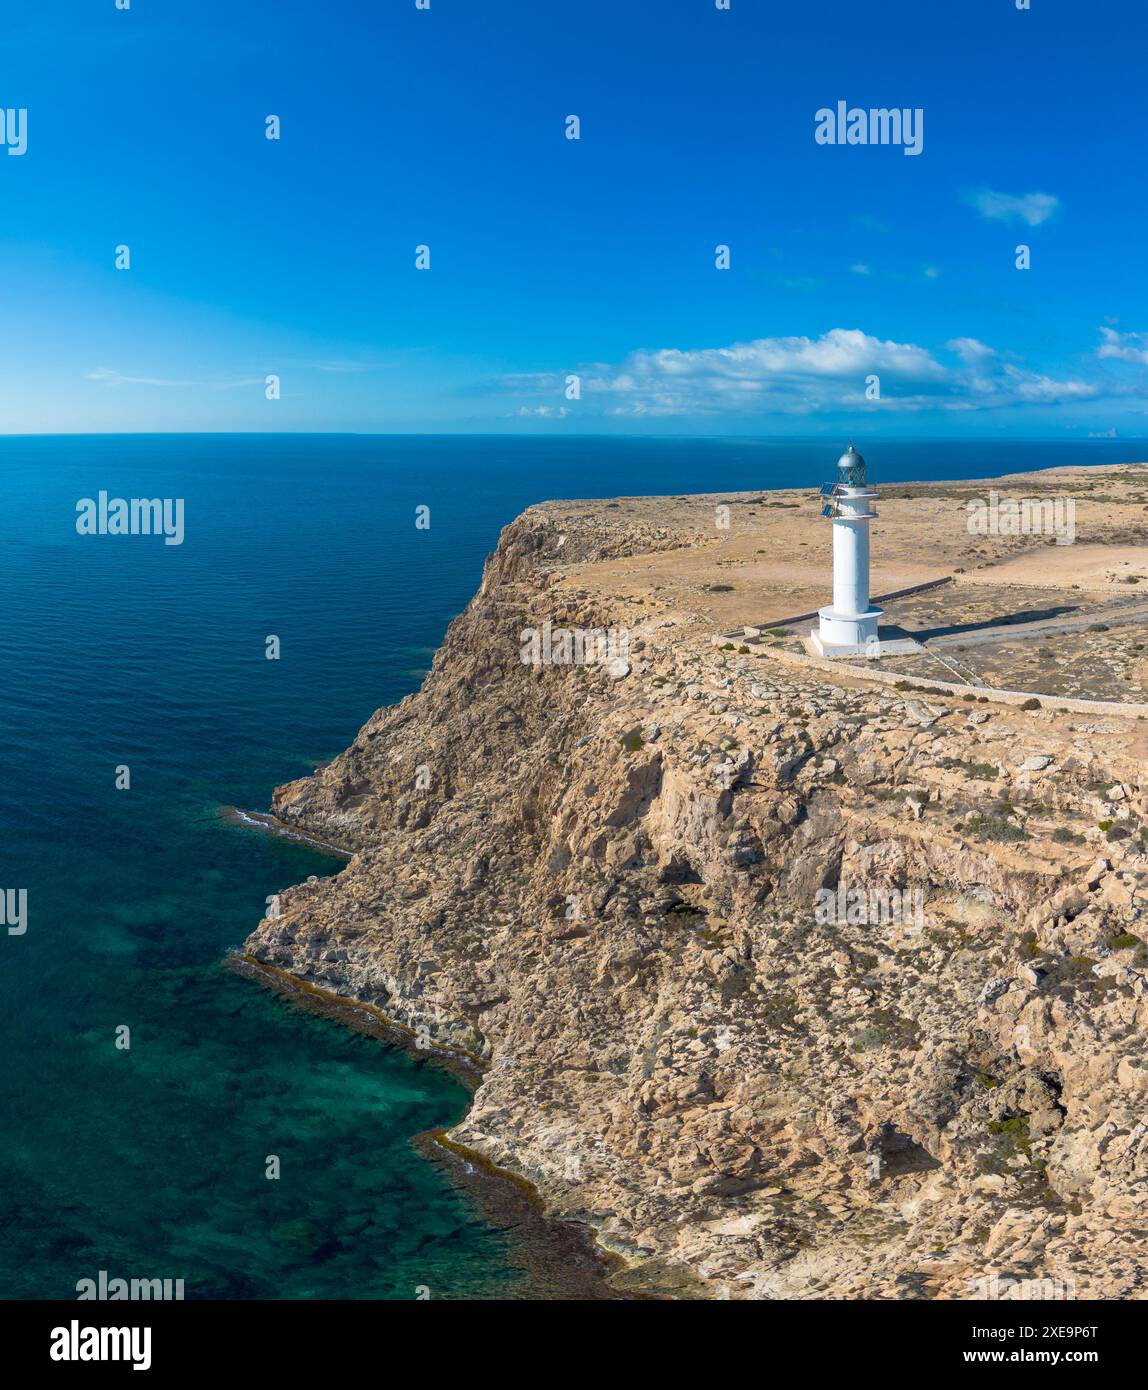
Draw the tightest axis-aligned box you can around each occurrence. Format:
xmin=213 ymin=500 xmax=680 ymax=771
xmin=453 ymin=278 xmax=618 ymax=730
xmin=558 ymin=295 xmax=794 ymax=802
xmin=811 ymin=444 xmax=883 ymax=656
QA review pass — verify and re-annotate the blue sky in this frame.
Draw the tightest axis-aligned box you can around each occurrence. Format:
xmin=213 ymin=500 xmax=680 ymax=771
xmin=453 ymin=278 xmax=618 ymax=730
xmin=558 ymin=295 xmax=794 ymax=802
xmin=1 ymin=0 xmax=1146 ymax=435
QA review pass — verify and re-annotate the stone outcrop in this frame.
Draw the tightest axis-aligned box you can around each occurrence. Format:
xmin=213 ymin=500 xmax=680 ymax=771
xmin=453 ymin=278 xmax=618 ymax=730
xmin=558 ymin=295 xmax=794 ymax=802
xmin=243 ymin=499 xmax=1148 ymax=1299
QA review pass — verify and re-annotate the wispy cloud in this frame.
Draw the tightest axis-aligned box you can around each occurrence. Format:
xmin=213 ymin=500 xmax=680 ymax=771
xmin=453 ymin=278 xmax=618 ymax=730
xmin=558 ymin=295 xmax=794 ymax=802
xmin=1097 ymin=327 xmax=1148 ymax=366
xmin=944 ymin=337 xmax=995 ymax=361
xmin=967 ymin=188 xmax=1060 ymax=226
xmin=768 ymin=272 xmax=823 ymax=291
xmin=87 ymin=368 xmax=264 ymax=390
xmin=314 ymin=360 xmax=375 ymax=374
xmin=87 ymin=368 xmax=198 ymax=388
xmin=502 ymin=328 xmax=1099 ymax=418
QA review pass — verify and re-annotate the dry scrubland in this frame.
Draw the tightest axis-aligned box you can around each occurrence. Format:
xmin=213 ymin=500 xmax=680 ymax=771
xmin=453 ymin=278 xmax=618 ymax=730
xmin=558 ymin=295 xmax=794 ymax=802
xmin=242 ymin=463 xmax=1148 ymax=1298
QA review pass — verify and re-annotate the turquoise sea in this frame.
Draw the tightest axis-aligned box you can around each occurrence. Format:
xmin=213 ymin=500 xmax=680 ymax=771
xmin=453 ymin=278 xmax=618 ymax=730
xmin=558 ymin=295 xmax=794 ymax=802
xmin=2 ymin=434 xmax=1145 ymax=1300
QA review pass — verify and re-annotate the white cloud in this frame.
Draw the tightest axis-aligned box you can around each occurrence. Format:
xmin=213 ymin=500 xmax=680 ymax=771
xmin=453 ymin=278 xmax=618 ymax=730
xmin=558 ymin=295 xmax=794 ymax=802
xmin=502 ymin=327 xmax=1099 ymax=418
xmin=944 ymin=337 xmax=996 ymax=361
xmin=993 ymin=364 xmax=1096 ymax=403
xmin=968 ymin=188 xmax=1060 ymax=226
xmin=1097 ymin=327 xmax=1148 ymax=366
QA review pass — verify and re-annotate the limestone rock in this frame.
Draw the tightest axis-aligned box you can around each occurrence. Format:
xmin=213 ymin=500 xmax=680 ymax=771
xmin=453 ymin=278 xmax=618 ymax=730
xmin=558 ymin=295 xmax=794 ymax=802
xmin=242 ymin=501 xmax=1148 ymax=1301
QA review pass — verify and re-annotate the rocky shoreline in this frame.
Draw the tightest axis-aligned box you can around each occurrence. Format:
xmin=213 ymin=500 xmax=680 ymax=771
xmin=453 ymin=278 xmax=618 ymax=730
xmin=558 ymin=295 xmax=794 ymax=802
xmin=241 ymin=479 xmax=1148 ymax=1299
xmin=228 ymin=950 xmax=624 ymax=1298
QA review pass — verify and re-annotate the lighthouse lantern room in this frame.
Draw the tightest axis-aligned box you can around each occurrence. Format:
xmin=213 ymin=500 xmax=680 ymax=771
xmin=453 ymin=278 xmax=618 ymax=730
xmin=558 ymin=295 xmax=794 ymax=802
xmin=810 ymin=444 xmax=884 ymax=656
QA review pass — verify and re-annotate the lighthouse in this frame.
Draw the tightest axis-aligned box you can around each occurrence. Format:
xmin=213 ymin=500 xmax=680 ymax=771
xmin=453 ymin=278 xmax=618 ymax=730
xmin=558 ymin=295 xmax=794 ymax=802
xmin=811 ymin=444 xmax=883 ymax=656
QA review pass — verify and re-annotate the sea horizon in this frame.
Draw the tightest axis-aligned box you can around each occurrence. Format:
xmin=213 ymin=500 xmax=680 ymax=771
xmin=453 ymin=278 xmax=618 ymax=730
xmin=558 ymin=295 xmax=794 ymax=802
xmin=4 ymin=429 xmax=1148 ymax=444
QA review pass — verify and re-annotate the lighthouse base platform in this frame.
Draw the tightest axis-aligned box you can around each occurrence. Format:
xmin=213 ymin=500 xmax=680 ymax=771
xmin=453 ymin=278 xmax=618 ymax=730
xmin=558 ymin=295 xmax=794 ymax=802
xmin=811 ymin=605 xmax=886 ymax=657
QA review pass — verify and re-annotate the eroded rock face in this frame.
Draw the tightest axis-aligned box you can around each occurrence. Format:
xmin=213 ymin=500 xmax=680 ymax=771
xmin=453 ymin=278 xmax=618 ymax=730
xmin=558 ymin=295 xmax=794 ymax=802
xmin=244 ymin=504 xmax=1148 ymax=1300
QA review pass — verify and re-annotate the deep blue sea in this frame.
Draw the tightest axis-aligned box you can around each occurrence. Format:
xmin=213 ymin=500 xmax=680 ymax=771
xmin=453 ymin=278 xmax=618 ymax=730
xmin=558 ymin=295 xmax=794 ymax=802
xmin=2 ymin=434 xmax=1144 ymax=1300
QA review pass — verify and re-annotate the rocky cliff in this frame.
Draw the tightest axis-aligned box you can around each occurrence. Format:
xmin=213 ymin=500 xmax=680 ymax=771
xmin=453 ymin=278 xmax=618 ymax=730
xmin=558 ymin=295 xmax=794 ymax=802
xmin=242 ymin=497 xmax=1148 ymax=1299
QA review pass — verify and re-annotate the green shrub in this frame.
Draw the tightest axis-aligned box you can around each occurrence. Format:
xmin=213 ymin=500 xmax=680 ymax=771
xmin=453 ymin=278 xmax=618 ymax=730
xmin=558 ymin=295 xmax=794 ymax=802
xmin=967 ymin=813 xmax=1027 ymax=842
xmin=989 ymin=1116 xmax=1031 ymax=1153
